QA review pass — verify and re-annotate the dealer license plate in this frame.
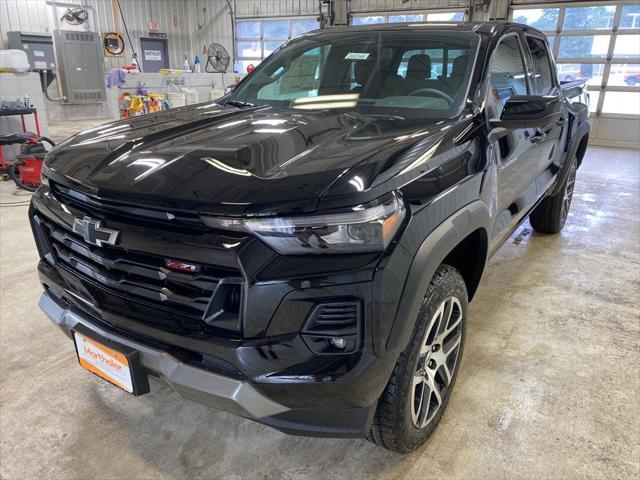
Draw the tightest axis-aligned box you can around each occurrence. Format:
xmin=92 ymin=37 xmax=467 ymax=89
xmin=74 ymin=332 xmax=134 ymax=393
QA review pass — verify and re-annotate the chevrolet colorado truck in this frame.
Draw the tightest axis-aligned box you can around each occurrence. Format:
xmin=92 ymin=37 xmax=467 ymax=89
xmin=30 ymin=22 xmax=589 ymax=452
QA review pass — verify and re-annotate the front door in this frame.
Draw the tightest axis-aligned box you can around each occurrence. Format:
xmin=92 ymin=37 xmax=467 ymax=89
xmin=487 ymin=34 xmax=541 ymax=248
xmin=140 ymin=38 xmax=169 ymax=73
xmin=524 ymin=34 xmax=567 ymax=192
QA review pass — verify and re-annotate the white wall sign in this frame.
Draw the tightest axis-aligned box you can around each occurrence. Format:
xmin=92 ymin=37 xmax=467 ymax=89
xmin=144 ymin=50 xmax=162 ymax=61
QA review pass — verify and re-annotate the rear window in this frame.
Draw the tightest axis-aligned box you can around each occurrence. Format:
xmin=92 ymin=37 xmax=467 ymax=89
xmin=526 ymin=36 xmax=555 ymax=95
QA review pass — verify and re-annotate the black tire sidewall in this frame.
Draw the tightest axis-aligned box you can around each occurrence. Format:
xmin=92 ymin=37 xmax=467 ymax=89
xmin=395 ymin=267 xmax=468 ymax=451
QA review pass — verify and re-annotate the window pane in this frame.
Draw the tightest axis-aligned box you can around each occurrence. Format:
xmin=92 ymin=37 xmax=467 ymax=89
xmin=563 ymin=6 xmax=616 ymax=30
xmin=236 ymin=41 xmax=261 ymax=58
xmin=490 ymin=36 xmax=528 ymax=115
xmin=614 ymin=35 xmax=640 ymax=58
xmin=556 ymin=63 xmax=604 ymax=86
xmin=264 ymin=41 xmax=285 ymax=57
xmin=352 ymin=16 xmax=385 ymax=25
xmin=263 ymin=20 xmax=289 ymax=39
xmin=512 ymin=8 xmax=559 ymax=31
xmin=427 ymin=12 xmax=465 ymax=22
xmin=389 ymin=14 xmax=423 ymax=23
xmin=234 ymin=59 xmax=260 ymax=74
xmin=291 ymin=19 xmax=318 ymax=37
xmin=548 ymin=36 xmax=555 ymax=50
xmin=526 ymin=37 xmax=554 ymax=95
xmin=602 ymin=91 xmax=640 ymax=115
xmin=586 ymin=90 xmax=599 ymax=113
xmin=608 ymin=64 xmax=640 ymax=87
xmin=256 ymin=46 xmax=323 ymax=101
xmin=620 ymin=5 xmax=640 ymax=29
xmin=558 ymin=35 xmax=610 ymax=58
xmin=236 ymin=21 xmax=259 ymax=38
xmin=231 ymin=30 xmax=479 ymax=115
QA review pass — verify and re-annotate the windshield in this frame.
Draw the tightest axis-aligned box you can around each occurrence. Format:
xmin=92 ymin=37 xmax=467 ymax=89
xmin=228 ymin=29 xmax=479 ymax=120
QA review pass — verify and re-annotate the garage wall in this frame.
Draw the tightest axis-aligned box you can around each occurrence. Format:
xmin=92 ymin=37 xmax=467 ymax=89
xmin=0 ymin=0 xmax=234 ymax=71
xmin=235 ymin=0 xmax=319 ymax=18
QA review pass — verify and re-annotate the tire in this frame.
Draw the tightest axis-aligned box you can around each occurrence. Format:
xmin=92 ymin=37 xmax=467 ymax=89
xmin=529 ymin=156 xmax=577 ymax=234
xmin=9 ymin=161 xmax=37 ymax=192
xmin=369 ymin=264 xmax=467 ymax=453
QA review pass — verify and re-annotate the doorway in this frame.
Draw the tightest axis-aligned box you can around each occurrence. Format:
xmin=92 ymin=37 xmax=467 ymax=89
xmin=140 ymin=37 xmax=170 ymax=73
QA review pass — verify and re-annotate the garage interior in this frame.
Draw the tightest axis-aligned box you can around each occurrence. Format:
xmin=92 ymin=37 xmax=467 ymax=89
xmin=0 ymin=0 xmax=638 ymax=479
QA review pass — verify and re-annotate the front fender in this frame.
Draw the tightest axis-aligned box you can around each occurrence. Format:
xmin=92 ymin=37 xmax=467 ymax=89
xmin=385 ymin=200 xmax=491 ymax=354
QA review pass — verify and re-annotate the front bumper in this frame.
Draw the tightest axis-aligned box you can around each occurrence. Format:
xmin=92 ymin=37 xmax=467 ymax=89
xmin=40 ymin=290 xmax=288 ymax=419
xmin=39 ymin=289 xmax=381 ymax=437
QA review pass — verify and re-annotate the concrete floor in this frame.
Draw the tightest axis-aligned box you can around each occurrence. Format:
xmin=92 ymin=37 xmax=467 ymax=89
xmin=0 ymin=143 xmax=638 ymax=480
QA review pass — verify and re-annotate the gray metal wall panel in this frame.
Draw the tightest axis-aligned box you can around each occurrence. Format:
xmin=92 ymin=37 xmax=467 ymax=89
xmin=235 ymin=0 xmax=319 ymax=17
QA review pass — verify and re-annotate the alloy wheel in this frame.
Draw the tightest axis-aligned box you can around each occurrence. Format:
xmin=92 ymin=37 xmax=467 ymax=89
xmin=561 ymin=161 xmax=577 ymax=224
xmin=410 ymin=296 xmax=463 ymax=429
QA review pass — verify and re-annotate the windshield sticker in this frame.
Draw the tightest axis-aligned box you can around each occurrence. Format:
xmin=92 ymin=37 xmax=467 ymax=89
xmin=345 ymin=52 xmax=370 ymax=60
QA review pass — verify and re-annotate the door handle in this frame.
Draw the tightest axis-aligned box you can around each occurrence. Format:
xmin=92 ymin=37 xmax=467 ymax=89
xmin=557 ymin=116 xmax=567 ymax=126
xmin=530 ymin=132 xmax=546 ymax=145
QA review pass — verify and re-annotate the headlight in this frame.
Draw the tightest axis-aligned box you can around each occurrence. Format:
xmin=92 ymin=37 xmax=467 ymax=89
xmin=202 ymin=192 xmax=406 ymax=255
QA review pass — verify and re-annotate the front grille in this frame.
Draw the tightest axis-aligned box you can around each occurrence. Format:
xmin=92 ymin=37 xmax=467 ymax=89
xmin=34 ymin=210 xmax=244 ymax=337
xmin=51 ymin=182 xmax=207 ymax=233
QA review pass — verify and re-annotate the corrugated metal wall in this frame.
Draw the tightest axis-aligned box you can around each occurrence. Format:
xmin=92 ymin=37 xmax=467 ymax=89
xmin=0 ymin=0 xmax=234 ymax=71
xmin=0 ymin=0 xmax=50 ymax=35
xmin=235 ymin=0 xmax=318 ymax=18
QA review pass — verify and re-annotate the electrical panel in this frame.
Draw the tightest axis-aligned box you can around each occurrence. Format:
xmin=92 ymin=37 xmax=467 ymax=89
xmin=7 ymin=31 xmax=56 ymax=71
xmin=54 ymin=30 xmax=106 ymax=104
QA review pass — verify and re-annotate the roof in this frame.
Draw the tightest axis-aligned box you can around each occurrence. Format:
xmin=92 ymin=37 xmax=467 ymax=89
xmin=306 ymin=21 xmax=545 ymax=38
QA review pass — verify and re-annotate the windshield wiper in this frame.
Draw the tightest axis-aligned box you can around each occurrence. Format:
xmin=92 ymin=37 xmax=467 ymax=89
xmin=226 ymin=99 xmax=257 ymax=108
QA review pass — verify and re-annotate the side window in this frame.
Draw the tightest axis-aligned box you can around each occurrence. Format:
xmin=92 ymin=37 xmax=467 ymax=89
xmin=526 ymin=36 xmax=554 ymax=95
xmin=489 ymin=36 xmax=528 ymax=115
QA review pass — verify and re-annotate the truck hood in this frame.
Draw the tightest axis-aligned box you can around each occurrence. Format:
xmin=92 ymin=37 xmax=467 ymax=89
xmin=44 ymin=103 xmax=444 ymax=215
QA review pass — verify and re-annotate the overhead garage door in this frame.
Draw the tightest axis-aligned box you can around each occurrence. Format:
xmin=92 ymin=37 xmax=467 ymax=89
xmin=350 ymin=0 xmax=467 ymax=25
xmin=510 ymin=1 xmax=640 ymax=148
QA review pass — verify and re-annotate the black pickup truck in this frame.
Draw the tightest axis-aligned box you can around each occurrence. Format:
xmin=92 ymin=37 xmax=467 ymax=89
xmin=30 ymin=22 xmax=589 ymax=452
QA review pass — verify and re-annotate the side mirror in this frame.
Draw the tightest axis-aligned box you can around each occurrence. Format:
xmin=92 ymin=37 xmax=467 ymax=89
xmin=490 ymin=95 xmax=562 ymax=130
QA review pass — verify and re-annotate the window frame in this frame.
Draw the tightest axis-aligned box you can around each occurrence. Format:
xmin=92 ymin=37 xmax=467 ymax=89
xmin=523 ymin=33 xmax=560 ymax=96
xmin=350 ymin=8 xmax=468 ymax=26
xmin=234 ymin=17 xmax=319 ymax=73
xmin=510 ymin=1 xmax=640 ymax=117
xmin=485 ymin=32 xmax=532 ymax=119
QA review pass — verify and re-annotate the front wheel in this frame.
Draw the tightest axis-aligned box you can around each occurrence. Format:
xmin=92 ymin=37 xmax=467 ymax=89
xmin=369 ymin=264 xmax=467 ymax=453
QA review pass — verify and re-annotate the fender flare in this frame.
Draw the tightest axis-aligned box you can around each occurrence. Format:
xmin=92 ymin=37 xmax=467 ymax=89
xmin=385 ymin=200 xmax=491 ymax=353
xmin=550 ymin=119 xmax=590 ymax=196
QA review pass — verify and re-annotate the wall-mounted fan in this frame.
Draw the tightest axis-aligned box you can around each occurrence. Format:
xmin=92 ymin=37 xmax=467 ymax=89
xmin=61 ymin=7 xmax=89 ymax=26
xmin=205 ymin=43 xmax=230 ymax=73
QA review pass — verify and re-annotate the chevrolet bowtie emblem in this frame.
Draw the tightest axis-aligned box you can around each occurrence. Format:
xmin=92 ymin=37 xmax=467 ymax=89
xmin=72 ymin=216 xmax=119 ymax=247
